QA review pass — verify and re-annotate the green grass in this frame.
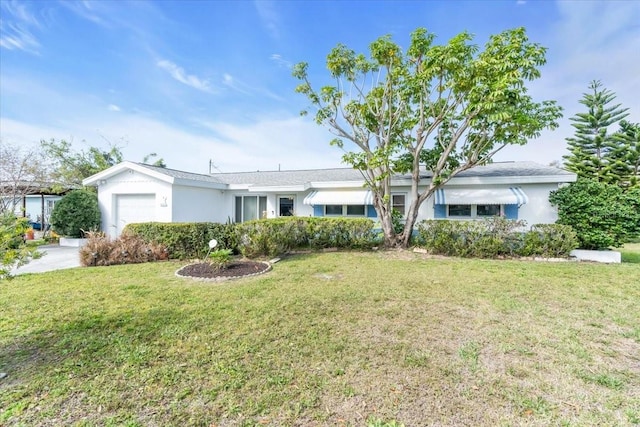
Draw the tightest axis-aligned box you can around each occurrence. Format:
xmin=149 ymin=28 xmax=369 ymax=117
xmin=1 ymin=252 xmax=640 ymax=426
xmin=619 ymin=243 xmax=640 ymax=264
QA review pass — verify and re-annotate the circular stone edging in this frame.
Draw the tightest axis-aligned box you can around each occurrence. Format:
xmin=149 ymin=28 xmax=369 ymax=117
xmin=174 ymin=261 xmax=272 ymax=282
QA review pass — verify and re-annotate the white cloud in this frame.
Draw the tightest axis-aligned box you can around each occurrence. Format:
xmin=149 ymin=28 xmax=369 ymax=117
xmin=59 ymin=0 xmax=111 ymax=27
xmin=270 ymin=53 xmax=292 ymax=69
xmin=107 ymin=104 xmax=121 ymax=112
xmin=0 ymin=110 xmax=345 ymax=174
xmin=496 ymin=0 xmax=640 ymax=165
xmin=157 ymin=59 xmax=215 ymax=94
xmin=254 ymin=1 xmax=280 ymax=40
xmin=222 ymin=73 xmax=250 ymax=95
xmin=0 ymin=1 xmax=41 ymax=54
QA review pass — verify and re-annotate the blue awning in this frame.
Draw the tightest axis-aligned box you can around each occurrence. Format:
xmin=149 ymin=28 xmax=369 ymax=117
xmin=434 ymin=187 xmax=528 ymax=205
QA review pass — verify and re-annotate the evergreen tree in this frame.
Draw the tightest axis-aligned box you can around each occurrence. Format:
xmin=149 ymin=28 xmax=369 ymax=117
xmin=563 ymin=80 xmax=629 ymax=181
xmin=607 ymin=121 xmax=640 ymax=188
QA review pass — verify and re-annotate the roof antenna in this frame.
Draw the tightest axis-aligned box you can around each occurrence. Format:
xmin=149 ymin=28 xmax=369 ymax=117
xmin=209 ymin=159 xmax=221 ymax=174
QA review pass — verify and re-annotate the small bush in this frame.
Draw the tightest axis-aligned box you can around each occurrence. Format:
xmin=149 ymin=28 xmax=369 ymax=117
xmin=521 ymin=224 xmax=578 ymax=258
xmin=50 ymin=189 xmax=101 ymax=237
xmin=208 ymin=249 xmax=233 ymax=271
xmin=79 ymin=231 xmax=168 ymax=266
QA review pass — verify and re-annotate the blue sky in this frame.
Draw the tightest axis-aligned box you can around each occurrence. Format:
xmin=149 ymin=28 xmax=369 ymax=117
xmin=1 ymin=0 xmax=638 ymax=174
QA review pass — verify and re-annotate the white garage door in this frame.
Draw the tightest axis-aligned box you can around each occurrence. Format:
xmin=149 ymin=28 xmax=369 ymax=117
xmin=116 ymin=194 xmax=156 ymax=235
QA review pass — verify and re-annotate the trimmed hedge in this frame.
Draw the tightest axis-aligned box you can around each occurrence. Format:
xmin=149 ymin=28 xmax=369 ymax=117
xmin=236 ymin=217 xmax=378 ymax=258
xmin=125 ymin=217 xmax=378 ymax=259
xmin=416 ymin=218 xmax=578 ymax=258
xmin=125 ymin=222 xmax=237 ymax=260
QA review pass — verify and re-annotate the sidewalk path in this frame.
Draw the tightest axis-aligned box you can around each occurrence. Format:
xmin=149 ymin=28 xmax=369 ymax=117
xmin=10 ymin=244 xmax=82 ymax=276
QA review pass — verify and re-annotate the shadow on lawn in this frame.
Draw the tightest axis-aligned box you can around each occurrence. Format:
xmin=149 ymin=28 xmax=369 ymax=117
xmin=0 ymin=307 xmax=184 ymax=387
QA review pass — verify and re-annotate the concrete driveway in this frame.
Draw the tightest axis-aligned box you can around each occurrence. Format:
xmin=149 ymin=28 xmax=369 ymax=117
xmin=10 ymin=244 xmax=82 ymax=276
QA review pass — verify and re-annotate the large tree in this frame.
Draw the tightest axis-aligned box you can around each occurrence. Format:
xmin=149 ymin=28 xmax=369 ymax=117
xmin=294 ymin=27 xmax=562 ymax=247
xmin=0 ymin=140 xmax=51 ymax=215
xmin=41 ymin=139 xmax=124 ymax=188
xmin=607 ymin=121 xmax=640 ymax=188
xmin=563 ymin=80 xmax=629 ymax=182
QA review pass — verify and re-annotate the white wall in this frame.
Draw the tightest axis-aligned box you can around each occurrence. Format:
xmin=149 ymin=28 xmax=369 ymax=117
xmin=409 ymin=183 xmax=560 ymax=225
xmin=517 ymin=183 xmax=561 ymax=225
xmin=171 ymin=185 xmax=227 ymax=223
xmin=97 ymin=170 xmax=172 ymax=238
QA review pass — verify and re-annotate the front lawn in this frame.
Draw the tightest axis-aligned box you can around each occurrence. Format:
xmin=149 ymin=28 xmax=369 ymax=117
xmin=620 ymin=243 xmax=640 ymax=264
xmin=1 ymin=252 xmax=639 ymax=426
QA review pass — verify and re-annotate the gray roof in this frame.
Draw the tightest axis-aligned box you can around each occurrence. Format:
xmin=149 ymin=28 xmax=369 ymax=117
xmin=136 ymin=161 xmax=574 ymax=187
xmin=209 ymin=168 xmax=366 ymax=186
xmin=452 ymin=161 xmax=575 ymax=178
xmin=135 ymin=163 xmax=226 ymax=184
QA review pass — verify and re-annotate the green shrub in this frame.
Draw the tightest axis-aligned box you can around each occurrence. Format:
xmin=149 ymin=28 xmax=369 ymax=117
xmin=125 ymin=222 xmax=237 ymax=259
xmin=550 ymin=179 xmax=640 ymax=249
xmin=416 ymin=218 xmax=525 ymax=257
xmin=208 ymin=249 xmax=233 ymax=271
xmin=416 ymin=218 xmax=577 ymax=259
xmin=236 ymin=217 xmax=377 ymax=257
xmin=521 ymin=224 xmax=578 ymax=257
xmin=50 ymin=189 xmax=101 ymax=237
xmin=1 ymin=213 xmax=41 ymax=279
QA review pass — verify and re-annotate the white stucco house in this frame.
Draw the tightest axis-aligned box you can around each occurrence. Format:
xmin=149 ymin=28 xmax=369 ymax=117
xmin=82 ymin=161 xmax=577 ymax=239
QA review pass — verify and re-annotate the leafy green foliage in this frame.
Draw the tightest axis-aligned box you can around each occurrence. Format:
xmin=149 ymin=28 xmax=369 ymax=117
xmin=521 ymin=224 xmax=580 ymax=257
xmin=416 ymin=217 xmax=578 ymax=258
xmin=50 ymin=189 xmax=101 ymax=238
xmin=0 ymin=213 xmax=41 ymax=279
xmin=125 ymin=222 xmax=237 ymax=259
xmin=550 ymin=179 xmax=640 ymax=249
xmin=609 ymin=120 xmax=640 ymax=188
xmin=563 ymin=81 xmax=635 ymax=186
xmin=294 ymin=27 xmax=562 ymax=247
xmin=208 ymin=249 xmax=233 ymax=271
xmin=41 ymin=139 xmax=124 ymax=188
xmin=236 ymin=217 xmax=377 ymax=258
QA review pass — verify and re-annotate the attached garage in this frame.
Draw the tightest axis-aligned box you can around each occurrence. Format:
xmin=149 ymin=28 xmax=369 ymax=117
xmin=115 ymin=194 xmax=156 ymax=235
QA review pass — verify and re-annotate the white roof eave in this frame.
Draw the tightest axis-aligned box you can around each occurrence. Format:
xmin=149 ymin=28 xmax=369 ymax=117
xmin=82 ymin=161 xmax=176 ymax=186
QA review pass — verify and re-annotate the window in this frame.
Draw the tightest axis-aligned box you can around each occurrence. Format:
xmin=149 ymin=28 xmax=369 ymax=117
xmin=392 ymin=194 xmax=406 ymax=215
xmin=235 ymin=196 xmax=267 ymax=222
xmin=444 ymin=204 xmax=503 ymax=219
xmin=477 ymin=204 xmax=500 ymax=217
xmin=346 ymin=205 xmax=365 ymax=216
xmin=325 ymin=205 xmax=343 ymax=216
xmin=278 ymin=196 xmax=295 ymax=216
xmin=448 ymin=204 xmax=472 ymax=217
xmin=324 ymin=205 xmax=366 ymax=216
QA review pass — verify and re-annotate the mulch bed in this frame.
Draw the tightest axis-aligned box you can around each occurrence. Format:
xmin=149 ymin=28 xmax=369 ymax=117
xmin=176 ymin=260 xmax=271 ymax=281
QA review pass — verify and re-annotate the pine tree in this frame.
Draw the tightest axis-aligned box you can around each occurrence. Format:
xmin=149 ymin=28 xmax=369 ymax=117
xmin=563 ymin=80 xmax=629 ymax=181
xmin=608 ymin=121 xmax=640 ymax=188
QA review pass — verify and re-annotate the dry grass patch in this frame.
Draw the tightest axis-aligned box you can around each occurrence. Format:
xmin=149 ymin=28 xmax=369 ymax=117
xmin=1 ymin=252 xmax=639 ymax=426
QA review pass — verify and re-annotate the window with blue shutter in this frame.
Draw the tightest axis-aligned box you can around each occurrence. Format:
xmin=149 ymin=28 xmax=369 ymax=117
xmin=504 ymin=204 xmax=518 ymax=220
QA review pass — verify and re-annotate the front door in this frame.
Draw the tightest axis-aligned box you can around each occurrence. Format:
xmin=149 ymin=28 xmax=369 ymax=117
xmin=278 ymin=196 xmax=295 ymax=216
